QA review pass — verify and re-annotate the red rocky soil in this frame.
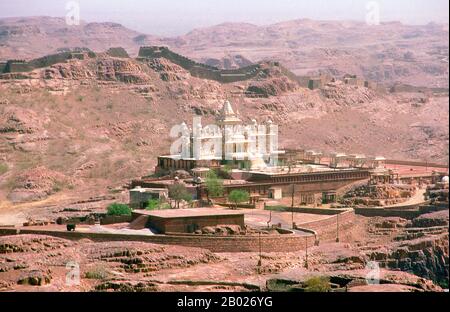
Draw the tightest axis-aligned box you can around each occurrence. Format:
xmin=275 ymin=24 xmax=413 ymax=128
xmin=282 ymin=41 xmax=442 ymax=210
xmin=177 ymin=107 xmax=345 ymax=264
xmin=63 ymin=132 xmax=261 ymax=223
xmin=0 ymin=212 xmax=447 ymax=292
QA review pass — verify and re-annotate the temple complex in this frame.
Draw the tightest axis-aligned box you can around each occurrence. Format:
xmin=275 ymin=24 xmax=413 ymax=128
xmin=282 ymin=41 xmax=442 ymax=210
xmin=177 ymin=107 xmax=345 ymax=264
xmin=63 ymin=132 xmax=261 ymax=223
xmin=129 ymin=100 xmax=450 ymax=209
xmin=139 ymin=100 xmax=420 ymax=206
xmin=156 ymin=100 xmax=284 ymax=173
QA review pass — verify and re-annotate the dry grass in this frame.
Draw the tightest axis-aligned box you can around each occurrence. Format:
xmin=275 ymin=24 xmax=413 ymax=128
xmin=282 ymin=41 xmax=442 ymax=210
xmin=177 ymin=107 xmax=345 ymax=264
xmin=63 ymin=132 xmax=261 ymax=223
xmin=0 ymin=163 xmax=8 ymax=175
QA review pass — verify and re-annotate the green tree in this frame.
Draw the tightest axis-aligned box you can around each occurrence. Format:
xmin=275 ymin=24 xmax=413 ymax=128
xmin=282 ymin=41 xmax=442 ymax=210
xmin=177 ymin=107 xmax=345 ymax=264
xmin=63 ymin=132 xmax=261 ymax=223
xmin=221 ymin=164 xmax=232 ymax=178
xmin=145 ymin=198 xmax=170 ymax=210
xmin=228 ymin=189 xmax=249 ymax=209
xmin=107 ymin=203 xmax=132 ymax=216
xmin=205 ymin=170 xmax=224 ymax=199
xmin=168 ymin=183 xmax=192 ymax=209
xmin=145 ymin=198 xmax=160 ymax=210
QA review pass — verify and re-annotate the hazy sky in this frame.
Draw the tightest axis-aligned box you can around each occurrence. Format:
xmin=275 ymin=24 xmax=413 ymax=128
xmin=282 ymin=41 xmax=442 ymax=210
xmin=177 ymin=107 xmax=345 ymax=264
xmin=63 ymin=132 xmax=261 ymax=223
xmin=0 ymin=0 xmax=448 ymax=36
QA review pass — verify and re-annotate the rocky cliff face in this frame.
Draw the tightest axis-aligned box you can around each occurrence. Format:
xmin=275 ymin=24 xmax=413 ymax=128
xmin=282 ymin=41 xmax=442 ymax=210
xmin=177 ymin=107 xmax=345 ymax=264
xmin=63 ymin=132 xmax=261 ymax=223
xmin=369 ymin=234 xmax=449 ymax=288
xmin=366 ymin=211 xmax=449 ymax=288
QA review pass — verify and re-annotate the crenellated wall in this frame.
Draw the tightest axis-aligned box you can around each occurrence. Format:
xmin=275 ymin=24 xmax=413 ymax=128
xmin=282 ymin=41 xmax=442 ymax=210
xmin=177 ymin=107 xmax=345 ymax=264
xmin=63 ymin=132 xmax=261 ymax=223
xmin=1 ymin=50 xmax=96 ymax=73
xmin=138 ymin=46 xmax=268 ymax=83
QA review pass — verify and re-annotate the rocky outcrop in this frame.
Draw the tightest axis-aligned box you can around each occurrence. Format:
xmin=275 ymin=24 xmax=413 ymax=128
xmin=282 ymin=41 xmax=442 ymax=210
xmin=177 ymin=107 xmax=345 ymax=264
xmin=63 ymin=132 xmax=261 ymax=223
xmin=342 ymin=184 xmax=416 ymax=207
xmin=95 ymin=280 xmax=158 ymax=292
xmin=144 ymin=58 xmax=188 ymax=81
xmin=367 ymin=233 xmax=449 ymax=288
xmin=247 ymin=77 xmax=298 ymax=98
xmin=17 ymin=269 xmax=52 ymax=286
xmin=96 ymin=58 xmax=149 ymax=83
xmin=0 ymin=235 xmax=225 ymax=291
xmin=198 ymin=224 xmax=273 ymax=236
xmin=266 ymin=273 xmax=442 ymax=292
xmin=43 ymin=63 xmax=94 ymax=80
xmin=0 ymin=107 xmax=42 ymax=134
xmin=320 ymin=82 xmax=376 ymax=106
xmin=372 ymin=217 xmax=409 ymax=229
xmin=411 ymin=210 xmax=449 ymax=228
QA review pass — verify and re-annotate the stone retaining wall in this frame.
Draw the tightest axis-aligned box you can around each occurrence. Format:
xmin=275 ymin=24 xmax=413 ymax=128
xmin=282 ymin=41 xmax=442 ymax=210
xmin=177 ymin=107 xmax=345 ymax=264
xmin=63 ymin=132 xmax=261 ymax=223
xmin=353 ymin=201 xmax=447 ymax=219
xmin=296 ymin=209 xmax=355 ymax=242
xmin=0 ymin=208 xmax=358 ymax=253
xmin=385 ymin=159 xmax=448 ymax=169
xmin=100 ymin=215 xmax=133 ymax=225
xmin=265 ymin=206 xmax=356 ymax=243
xmin=0 ymin=227 xmax=313 ymax=253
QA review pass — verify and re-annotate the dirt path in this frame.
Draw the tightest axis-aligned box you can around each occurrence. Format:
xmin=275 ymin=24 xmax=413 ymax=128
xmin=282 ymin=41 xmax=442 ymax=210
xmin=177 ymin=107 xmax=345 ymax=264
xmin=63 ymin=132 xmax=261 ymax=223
xmin=387 ymin=188 xmax=426 ymax=207
xmin=0 ymin=193 xmax=73 ymax=225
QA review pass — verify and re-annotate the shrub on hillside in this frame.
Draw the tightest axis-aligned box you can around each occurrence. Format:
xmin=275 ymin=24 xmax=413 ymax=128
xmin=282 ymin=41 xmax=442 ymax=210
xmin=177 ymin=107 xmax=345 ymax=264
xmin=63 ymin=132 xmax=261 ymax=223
xmin=303 ymin=276 xmax=331 ymax=292
xmin=0 ymin=163 xmax=7 ymax=175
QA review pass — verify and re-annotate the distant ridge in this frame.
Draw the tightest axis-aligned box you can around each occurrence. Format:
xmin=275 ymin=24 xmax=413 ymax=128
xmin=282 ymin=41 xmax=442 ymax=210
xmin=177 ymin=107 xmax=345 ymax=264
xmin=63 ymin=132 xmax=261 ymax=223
xmin=0 ymin=16 xmax=448 ymax=87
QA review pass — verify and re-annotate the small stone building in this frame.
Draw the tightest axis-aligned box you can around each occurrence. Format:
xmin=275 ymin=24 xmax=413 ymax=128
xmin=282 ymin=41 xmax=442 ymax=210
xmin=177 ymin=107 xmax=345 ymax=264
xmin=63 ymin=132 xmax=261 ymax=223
xmin=132 ymin=208 xmax=245 ymax=234
xmin=129 ymin=187 xmax=168 ymax=209
xmin=322 ymin=191 xmax=337 ymax=204
xmin=268 ymin=187 xmax=283 ymax=200
xmin=191 ymin=167 xmax=210 ymax=179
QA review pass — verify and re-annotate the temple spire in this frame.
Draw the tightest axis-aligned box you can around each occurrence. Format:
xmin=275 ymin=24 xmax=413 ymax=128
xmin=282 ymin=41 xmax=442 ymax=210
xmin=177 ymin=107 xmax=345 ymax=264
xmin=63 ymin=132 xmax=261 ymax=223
xmin=223 ymin=100 xmax=235 ymax=116
xmin=217 ymin=100 xmax=241 ymax=125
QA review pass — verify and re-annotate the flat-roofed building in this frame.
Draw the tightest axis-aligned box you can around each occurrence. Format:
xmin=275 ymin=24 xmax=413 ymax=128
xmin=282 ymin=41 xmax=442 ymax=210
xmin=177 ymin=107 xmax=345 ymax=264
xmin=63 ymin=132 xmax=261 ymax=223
xmin=129 ymin=186 xmax=168 ymax=209
xmin=132 ymin=208 xmax=245 ymax=234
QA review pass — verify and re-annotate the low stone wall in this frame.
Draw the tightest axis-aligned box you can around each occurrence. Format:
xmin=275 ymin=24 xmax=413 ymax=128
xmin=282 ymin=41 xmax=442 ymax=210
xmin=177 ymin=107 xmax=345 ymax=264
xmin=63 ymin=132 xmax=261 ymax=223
xmin=265 ymin=206 xmax=356 ymax=243
xmin=2 ymin=50 xmax=95 ymax=73
xmin=419 ymin=202 xmax=449 ymax=214
xmin=386 ymin=159 xmax=448 ymax=169
xmin=354 ymin=201 xmax=448 ymax=219
xmin=354 ymin=207 xmax=420 ymax=219
xmin=0 ymin=227 xmax=313 ymax=253
xmin=266 ymin=206 xmax=346 ymax=215
xmin=100 ymin=215 xmax=133 ymax=225
xmin=296 ymin=209 xmax=355 ymax=242
xmin=0 ymin=207 xmax=361 ymax=252
xmin=215 ymin=202 xmax=256 ymax=209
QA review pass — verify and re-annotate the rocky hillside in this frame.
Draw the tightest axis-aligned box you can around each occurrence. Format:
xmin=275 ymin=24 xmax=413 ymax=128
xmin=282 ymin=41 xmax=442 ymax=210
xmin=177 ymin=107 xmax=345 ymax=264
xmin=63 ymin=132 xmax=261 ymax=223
xmin=0 ymin=16 xmax=159 ymax=60
xmin=0 ymin=50 xmax=448 ymax=204
xmin=169 ymin=20 xmax=449 ymax=88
